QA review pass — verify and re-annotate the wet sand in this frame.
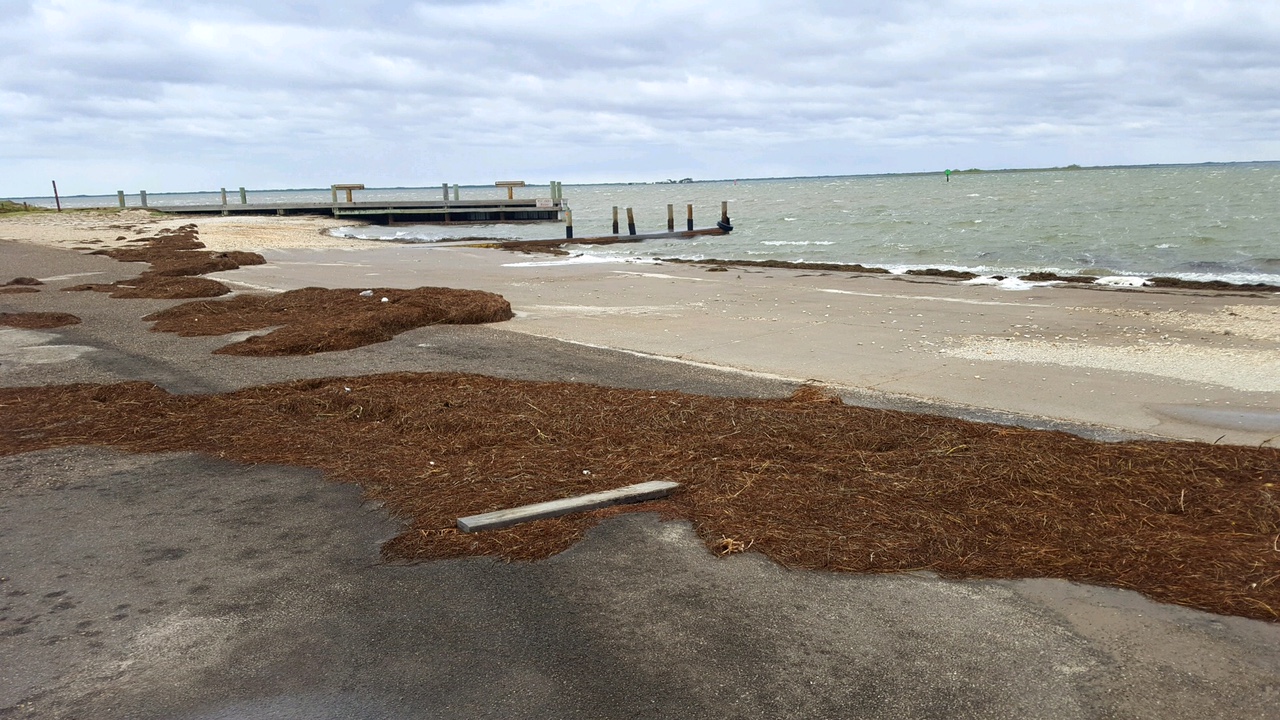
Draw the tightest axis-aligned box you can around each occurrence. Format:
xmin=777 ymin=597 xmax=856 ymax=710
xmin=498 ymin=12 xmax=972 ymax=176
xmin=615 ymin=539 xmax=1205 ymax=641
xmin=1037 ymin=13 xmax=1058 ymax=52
xmin=207 ymin=243 xmax=1280 ymax=445
xmin=4 ymin=209 xmax=1279 ymax=444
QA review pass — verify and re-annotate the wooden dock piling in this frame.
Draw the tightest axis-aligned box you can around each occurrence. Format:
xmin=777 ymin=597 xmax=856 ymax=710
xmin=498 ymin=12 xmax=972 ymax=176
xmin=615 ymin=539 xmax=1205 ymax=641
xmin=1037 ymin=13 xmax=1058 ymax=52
xmin=687 ymin=203 xmax=694 ymax=231
xmin=626 ymin=207 xmax=637 ymax=235
xmin=565 ymin=209 xmax=574 ymax=239
xmin=612 ymin=206 xmax=619 ymax=234
xmin=667 ymin=204 xmax=674 ymax=232
xmin=117 ymin=191 xmax=125 ymax=209
xmin=139 ymin=190 xmax=147 ymax=208
xmin=239 ymin=187 xmax=247 ymax=204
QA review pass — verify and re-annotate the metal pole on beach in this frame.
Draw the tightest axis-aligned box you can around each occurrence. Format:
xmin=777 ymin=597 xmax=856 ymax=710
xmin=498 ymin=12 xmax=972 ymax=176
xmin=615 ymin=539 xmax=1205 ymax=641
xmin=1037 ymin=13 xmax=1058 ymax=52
xmin=52 ymin=181 xmax=62 ymax=211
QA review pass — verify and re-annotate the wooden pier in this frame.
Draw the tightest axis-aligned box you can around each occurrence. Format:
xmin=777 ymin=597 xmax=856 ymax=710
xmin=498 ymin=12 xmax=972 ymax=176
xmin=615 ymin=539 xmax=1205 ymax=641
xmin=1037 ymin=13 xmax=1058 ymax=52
xmin=132 ymin=181 xmax=566 ymax=225
xmin=150 ymin=197 xmax=564 ymax=225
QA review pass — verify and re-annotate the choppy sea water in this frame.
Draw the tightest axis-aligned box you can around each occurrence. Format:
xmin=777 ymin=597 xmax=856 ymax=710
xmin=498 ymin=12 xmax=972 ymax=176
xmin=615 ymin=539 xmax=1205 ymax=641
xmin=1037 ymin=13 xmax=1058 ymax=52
xmin=27 ymin=163 xmax=1280 ymax=284
xmin=347 ymin=164 xmax=1280 ymax=285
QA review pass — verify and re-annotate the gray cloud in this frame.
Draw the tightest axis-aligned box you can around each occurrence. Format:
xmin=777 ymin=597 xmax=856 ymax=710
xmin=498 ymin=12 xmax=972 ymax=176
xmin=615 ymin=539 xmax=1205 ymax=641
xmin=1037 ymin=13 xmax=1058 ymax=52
xmin=2 ymin=0 xmax=1277 ymax=196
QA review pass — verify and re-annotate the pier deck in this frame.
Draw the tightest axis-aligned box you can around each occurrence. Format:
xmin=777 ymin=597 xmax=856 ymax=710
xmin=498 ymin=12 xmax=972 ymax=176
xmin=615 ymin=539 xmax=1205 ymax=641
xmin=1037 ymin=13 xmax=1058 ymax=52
xmin=151 ymin=198 xmax=563 ymax=225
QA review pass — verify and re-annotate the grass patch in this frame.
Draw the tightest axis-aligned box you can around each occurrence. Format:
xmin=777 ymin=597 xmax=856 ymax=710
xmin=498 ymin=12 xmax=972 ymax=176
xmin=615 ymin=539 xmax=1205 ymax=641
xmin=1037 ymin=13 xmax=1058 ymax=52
xmin=0 ymin=200 xmax=50 ymax=214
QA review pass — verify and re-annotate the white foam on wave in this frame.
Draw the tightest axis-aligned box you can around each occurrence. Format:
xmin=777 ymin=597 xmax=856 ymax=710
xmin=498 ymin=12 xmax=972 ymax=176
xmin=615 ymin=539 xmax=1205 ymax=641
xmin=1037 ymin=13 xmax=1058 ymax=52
xmin=333 ymin=223 xmax=533 ymax=242
xmin=503 ymin=255 xmax=658 ymax=268
xmin=1152 ymin=271 xmax=1280 ymax=286
xmin=1093 ymin=276 xmax=1151 ymax=287
xmin=760 ymin=241 xmax=836 ymax=246
xmin=963 ymin=276 xmax=1060 ymax=291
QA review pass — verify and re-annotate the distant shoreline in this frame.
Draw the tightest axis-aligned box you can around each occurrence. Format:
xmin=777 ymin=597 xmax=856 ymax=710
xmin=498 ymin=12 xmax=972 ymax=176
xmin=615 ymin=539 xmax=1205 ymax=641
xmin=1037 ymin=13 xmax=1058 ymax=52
xmin=9 ymin=159 xmax=1278 ymax=204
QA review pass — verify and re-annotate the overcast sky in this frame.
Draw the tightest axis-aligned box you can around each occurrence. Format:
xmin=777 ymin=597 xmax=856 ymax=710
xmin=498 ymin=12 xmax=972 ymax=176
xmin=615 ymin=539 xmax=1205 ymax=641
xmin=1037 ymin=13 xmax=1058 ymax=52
xmin=2 ymin=0 xmax=1277 ymax=197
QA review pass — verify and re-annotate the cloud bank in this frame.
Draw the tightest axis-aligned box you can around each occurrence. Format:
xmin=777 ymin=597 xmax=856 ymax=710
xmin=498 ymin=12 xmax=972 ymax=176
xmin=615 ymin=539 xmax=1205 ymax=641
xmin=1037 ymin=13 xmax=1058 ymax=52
xmin=2 ymin=0 xmax=1277 ymax=196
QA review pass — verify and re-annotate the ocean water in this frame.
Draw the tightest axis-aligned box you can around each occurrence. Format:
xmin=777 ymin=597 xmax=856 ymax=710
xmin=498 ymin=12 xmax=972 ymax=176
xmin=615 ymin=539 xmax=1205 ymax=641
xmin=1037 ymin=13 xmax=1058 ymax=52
xmin=343 ymin=163 xmax=1280 ymax=285
xmin=21 ymin=163 xmax=1280 ymax=284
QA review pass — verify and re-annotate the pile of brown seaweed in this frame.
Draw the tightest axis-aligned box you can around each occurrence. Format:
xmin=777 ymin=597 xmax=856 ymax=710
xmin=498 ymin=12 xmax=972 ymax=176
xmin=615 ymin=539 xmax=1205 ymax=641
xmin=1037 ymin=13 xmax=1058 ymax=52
xmin=0 ymin=312 xmax=81 ymax=329
xmin=63 ymin=224 xmax=264 ymax=299
xmin=1 ymin=277 xmax=43 ymax=295
xmin=2 ymin=372 xmax=1276 ymax=621
xmin=144 ymin=287 xmax=515 ymax=356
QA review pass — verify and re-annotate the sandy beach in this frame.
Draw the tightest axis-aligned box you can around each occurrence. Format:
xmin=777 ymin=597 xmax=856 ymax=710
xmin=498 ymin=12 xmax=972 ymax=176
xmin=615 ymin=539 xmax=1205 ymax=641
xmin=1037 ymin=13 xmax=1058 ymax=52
xmin=4 ymin=208 xmax=1279 ymax=445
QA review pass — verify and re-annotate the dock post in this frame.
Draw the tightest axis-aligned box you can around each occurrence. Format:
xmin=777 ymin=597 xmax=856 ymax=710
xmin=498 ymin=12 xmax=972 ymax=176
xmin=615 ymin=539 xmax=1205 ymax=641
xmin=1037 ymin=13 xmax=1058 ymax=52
xmin=565 ymin=209 xmax=574 ymax=239
xmin=626 ymin=207 xmax=636 ymax=236
xmin=221 ymin=188 xmax=228 ymax=206
xmin=667 ymin=204 xmax=674 ymax=232
xmin=721 ymin=201 xmax=730 ymax=225
xmin=139 ymin=190 xmax=148 ymax=208
xmin=442 ymin=183 xmax=449 ymax=201
xmin=330 ymin=186 xmax=337 ymax=203
xmin=117 ymin=191 xmax=126 ymax=209
xmin=612 ymin=206 xmax=619 ymax=234
xmin=453 ymin=184 xmax=460 ymax=201
xmin=239 ymin=187 xmax=247 ymax=204
xmin=687 ymin=203 xmax=694 ymax=231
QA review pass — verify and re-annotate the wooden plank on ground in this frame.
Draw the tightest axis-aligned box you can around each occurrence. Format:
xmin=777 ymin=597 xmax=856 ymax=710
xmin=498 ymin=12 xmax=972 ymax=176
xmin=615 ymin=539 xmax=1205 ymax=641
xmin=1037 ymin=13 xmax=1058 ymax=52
xmin=457 ymin=480 xmax=679 ymax=533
